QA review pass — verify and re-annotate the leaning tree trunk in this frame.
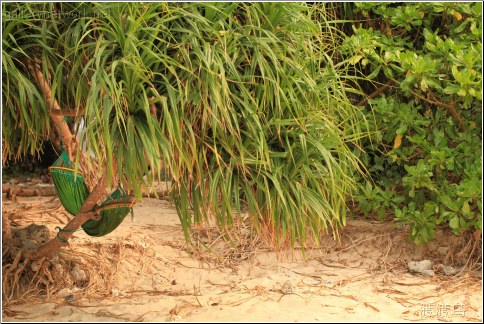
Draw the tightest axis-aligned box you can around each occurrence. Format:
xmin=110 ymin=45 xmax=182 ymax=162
xmin=28 ymin=174 xmax=107 ymax=260
xmin=24 ymin=60 xmax=109 ymax=260
xmin=27 ymin=59 xmax=78 ymax=160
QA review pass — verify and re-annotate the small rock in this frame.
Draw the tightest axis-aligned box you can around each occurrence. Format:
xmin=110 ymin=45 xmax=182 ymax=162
xmin=442 ymin=265 xmax=457 ymax=276
xmin=408 ymin=260 xmax=433 ymax=274
xmin=421 ymin=269 xmax=435 ymax=276
xmin=64 ymin=295 xmax=76 ymax=301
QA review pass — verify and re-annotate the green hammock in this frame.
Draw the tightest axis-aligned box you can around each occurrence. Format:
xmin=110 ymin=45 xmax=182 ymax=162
xmin=49 ymin=151 xmax=89 ymax=216
xmin=49 ymin=151 xmax=134 ymax=237
xmin=81 ymin=187 xmax=135 ymax=237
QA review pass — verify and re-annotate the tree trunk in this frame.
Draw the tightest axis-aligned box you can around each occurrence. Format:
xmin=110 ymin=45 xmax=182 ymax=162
xmin=28 ymin=174 xmax=107 ymax=260
xmin=24 ymin=59 xmax=109 ymax=260
xmin=27 ymin=60 xmax=77 ymax=160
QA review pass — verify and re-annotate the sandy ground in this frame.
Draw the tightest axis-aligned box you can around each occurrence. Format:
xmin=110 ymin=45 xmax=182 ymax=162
xmin=1 ymin=193 xmax=483 ymax=323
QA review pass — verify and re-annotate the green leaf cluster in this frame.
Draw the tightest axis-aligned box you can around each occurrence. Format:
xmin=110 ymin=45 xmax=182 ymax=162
xmin=344 ymin=2 xmax=482 ymax=243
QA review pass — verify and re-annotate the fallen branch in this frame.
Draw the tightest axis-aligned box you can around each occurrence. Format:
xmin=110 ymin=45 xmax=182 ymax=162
xmin=2 ymin=184 xmax=169 ymax=199
xmin=3 ymin=184 xmax=57 ymax=198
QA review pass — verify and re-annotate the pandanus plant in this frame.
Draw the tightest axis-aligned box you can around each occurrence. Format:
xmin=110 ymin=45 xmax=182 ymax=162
xmin=2 ymin=2 xmax=367 ymax=259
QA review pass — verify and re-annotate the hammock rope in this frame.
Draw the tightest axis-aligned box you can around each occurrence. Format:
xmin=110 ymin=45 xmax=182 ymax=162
xmin=55 ymin=226 xmax=80 ymax=243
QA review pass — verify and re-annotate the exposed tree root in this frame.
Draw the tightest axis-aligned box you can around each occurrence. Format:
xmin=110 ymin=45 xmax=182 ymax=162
xmin=448 ymin=230 xmax=482 ymax=274
xmin=2 ymin=224 xmax=128 ymax=307
xmin=2 ymin=225 xmax=50 ymax=304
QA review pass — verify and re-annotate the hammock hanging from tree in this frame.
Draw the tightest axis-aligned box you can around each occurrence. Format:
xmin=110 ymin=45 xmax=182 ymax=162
xmin=49 ymin=151 xmax=89 ymax=216
xmin=82 ymin=187 xmax=135 ymax=237
xmin=50 ymin=151 xmax=135 ymax=237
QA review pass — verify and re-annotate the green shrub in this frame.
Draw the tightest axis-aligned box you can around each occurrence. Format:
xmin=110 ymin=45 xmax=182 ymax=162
xmin=341 ymin=2 xmax=482 ymax=243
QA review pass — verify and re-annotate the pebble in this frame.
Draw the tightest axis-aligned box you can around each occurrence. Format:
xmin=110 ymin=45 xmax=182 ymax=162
xmin=408 ymin=260 xmax=433 ymax=275
xmin=420 ymin=269 xmax=435 ymax=276
xmin=64 ymin=295 xmax=76 ymax=301
xmin=442 ymin=265 xmax=457 ymax=276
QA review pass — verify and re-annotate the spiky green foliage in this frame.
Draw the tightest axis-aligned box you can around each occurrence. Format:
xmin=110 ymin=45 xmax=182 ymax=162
xmin=2 ymin=2 xmax=367 ymax=247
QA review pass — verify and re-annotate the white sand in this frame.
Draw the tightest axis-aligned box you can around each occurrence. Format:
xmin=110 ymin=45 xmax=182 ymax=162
xmin=2 ymin=196 xmax=482 ymax=322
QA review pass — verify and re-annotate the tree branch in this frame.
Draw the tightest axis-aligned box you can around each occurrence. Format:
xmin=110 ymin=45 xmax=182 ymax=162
xmin=357 ymin=80 xmax=395 ymax=107
xmin=410 ymin=90 xmax=465 ymax=130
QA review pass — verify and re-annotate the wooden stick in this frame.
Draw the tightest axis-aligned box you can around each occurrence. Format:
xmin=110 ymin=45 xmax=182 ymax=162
xmin=2 ymin=184 xmax=57 ymax=198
